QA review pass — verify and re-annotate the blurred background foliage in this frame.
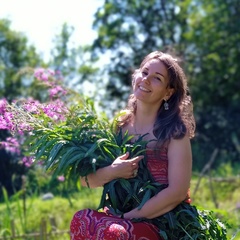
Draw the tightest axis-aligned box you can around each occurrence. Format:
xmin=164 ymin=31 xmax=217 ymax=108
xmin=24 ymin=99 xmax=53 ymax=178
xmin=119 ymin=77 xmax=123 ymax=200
xmin=0 ymin=0 xmax=239 ymax=204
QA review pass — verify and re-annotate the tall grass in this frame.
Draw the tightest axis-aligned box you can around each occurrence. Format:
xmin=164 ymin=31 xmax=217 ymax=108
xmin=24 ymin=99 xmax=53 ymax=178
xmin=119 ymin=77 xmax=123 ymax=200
xmin=0 ymin=175 xmax=239 ymax=239
xmin=0 ymin=187 xmax=102 ymax=237
xmin=191 ymin=170 xmax=240 ymax=240
xmin=0 ymin=186 xmax=37 ymax=237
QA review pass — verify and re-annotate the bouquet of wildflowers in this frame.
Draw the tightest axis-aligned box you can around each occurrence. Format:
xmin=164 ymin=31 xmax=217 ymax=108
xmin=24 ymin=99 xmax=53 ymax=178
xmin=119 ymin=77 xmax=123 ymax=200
xmin=0 ymin=68 xmax=228 ymax=239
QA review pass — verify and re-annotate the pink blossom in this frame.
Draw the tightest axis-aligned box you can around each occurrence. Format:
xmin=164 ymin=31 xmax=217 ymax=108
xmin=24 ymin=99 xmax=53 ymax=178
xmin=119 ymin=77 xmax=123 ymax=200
xmin=57 ymin=175 xmax=65 ymax=182
xmin=0 ymin=116 xmax=8 ymax=129
xmin=41 ymin=73 xmax=49 ymax=81
xmin=2 ymin=112 xmax=14 ymax=131
xmin=0 ymin=137 xmax=20 ymax=155
xmin=42 ymin=99 xmax=68 ymax=121
xmin=0 ymin=98 xmax=7 ymax=114
xmin=34 ymin=68 xmax=55 ymax=82
xmin=49 ymin=85 xmax=67 ymax=98
xmin=54 ymin=70 xmax=64 ymax=81
xmin=55 ymin=70 xmax=61 ymax=75
xmin=22 ymin=156 xmax=34 ymax=167
xmin=47 ymin=69 xmax=55 ymax=76
xmin=17 ymin=123 xmax=34 ymax=134
xmin=34 ymin=68 xmax=45 ymax=80
xmin=23 ymin=99 xmax=41 ymax=114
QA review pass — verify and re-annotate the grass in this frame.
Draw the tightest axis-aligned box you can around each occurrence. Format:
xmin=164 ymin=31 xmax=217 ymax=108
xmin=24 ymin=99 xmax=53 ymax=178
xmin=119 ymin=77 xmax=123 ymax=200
xmin=0 ymin=176 xmax=239 ymax=239
xmin=191 ymin=173 xmax=240 ymax=239
xmin=0 ymin=188 xmax=102 ymax=238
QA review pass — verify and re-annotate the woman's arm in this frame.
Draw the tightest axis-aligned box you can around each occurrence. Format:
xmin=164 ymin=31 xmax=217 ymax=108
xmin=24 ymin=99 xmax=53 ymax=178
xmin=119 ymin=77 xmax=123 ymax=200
xmin=124 ymin=135 xmax=192 ymax=219
xmin=80 ymin=152 xmax=144 ymax=188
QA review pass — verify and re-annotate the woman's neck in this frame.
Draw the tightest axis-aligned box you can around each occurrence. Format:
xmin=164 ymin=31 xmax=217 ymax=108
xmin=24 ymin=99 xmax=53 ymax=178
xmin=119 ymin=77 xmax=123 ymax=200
xmin=134 ymin=102 xmax=158 ymax=129
xmin=133 ymin=109 xmax=157 ymax=137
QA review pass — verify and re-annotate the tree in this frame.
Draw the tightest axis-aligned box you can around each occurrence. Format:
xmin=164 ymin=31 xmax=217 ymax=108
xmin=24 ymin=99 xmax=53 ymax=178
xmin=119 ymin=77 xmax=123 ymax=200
xmin=91 ymin=0 xmax=190 ymax=101
xmin=0 ymin=19 xmax=43 ymax=101
xmin=48 ymin=23 xmax=102 ymax=98
xmin=183 ymin=0 xmax=240 ymax=168
xmin=91 ymin=0 xmax=240 ymax=168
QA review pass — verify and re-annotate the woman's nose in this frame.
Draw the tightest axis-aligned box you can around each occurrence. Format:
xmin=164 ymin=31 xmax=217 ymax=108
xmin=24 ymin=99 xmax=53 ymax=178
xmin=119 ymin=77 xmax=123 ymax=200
xmin=142 ymin=76 xmax=150 ymax=84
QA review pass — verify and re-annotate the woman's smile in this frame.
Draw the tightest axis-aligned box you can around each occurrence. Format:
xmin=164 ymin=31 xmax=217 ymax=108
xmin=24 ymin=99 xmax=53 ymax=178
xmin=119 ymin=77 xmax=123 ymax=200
xmin=138 ymin=85 xmax=151 ymax=93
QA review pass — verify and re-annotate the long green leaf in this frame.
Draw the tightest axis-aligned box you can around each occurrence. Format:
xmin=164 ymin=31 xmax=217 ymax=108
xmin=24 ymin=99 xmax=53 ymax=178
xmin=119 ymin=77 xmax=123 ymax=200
xmin=35 ymin=138 xmax=60 ymax=160
xmin=28 ymin=133 xmax=51 ymax=152
xmin=137 ymin=189 xmax=151 ymax=210
xmin=45 ymin=141 xmax=68 ymax=169
xmin=84 ymin=142 xmax=98 ymax=157
xmin=57 ymin=146 xmax=82 ymax=169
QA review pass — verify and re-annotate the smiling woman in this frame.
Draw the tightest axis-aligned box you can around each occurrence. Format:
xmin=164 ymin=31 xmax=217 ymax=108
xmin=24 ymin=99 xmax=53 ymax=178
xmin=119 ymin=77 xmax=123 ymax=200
xmin=132 ymin=59 xmax=173 ymax=107
xmin=70 ymin=51 xmax=227 ymax=239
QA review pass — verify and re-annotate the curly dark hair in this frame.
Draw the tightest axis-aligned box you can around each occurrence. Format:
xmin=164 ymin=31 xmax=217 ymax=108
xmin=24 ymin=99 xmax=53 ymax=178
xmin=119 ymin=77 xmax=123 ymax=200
xmin=118 ymin=51 xmax=195 ymax=146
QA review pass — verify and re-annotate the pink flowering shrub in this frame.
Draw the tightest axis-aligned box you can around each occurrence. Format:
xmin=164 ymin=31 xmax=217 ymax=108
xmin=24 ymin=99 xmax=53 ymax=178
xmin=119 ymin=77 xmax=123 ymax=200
xmin=0 ymin=67 xmax=77 ymax=192
xmin=0 ymin=67 xmax=90 ymax=197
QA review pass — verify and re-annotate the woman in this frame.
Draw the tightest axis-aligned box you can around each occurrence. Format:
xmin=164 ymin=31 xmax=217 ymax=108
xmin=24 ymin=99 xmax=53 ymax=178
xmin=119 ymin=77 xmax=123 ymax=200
xmin=70 ymin=51 xmax=195 ymax=239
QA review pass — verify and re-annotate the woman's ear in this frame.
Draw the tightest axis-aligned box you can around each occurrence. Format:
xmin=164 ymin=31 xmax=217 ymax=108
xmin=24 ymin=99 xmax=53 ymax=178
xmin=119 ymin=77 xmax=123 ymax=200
xmin=165 ymin=88 xmax=174 ymax=100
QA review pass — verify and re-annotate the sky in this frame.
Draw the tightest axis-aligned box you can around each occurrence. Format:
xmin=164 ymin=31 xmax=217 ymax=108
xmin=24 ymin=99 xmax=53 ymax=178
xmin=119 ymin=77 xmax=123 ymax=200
xmin=0 ymin=0 xmax=102 ymax=61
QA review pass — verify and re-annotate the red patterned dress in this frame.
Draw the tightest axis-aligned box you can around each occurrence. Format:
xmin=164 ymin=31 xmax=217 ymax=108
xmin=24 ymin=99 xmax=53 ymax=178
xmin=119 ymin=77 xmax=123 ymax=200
xmin=70 ymin=148 xmax=190 ymax=240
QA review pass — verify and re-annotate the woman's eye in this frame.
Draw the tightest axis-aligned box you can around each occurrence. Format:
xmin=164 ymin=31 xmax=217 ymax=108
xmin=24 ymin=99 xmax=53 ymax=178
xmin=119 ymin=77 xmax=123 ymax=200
xmin=142 ymin=71 xmax=148 ymax=76
xmin=155 ymin=76 xmax=161 ymax=81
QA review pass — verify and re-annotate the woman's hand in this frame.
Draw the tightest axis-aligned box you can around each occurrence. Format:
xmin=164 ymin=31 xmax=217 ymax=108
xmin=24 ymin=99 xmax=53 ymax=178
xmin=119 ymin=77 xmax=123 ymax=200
xmin=110 ymin=152 xmax=144 ymax=179
xmin=80 ymin=152 xmax=143 ymax=188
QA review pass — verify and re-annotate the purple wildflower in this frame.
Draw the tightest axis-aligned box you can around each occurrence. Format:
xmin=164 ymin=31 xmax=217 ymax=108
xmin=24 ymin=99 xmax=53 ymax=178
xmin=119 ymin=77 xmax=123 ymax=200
xmin=22 ymin=156 xmax=34 ymax=167
xmin=47 ymin=69 xmax=55 ymax=76
xmin=34 ymin=68 xmax=45 ymax=80
xmin=34 ymin=68 xmax=55 ymax=82
xmin=42 ymin=99 xmax=68 ymax=121
xmin=2 ymin=112 xmax=14 ymax=131
xmin=41 ymin=73 xmax=49 ymax=81
xmin=57 ymin=175 xmax=65 ymax=182
xmin=22 ymin=99 xmax=41 ymax=114
xmin=49 ymin=85 xmax=67 ymax=98
xmin=0 ymin=137 xmax=21 ymax=155
xmin=17 ymin=122 xmax=34 ymax=135
xmin=0 ymin=98 xmax=7 ymax=114
xmin=0 ymin=116 xmax=8 ymax=130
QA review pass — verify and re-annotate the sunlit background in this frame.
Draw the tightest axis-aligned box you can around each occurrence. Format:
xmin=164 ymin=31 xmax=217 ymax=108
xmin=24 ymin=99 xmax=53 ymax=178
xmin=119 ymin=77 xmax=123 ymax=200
xmin=0 ymin=0 xmax=101 ymax=61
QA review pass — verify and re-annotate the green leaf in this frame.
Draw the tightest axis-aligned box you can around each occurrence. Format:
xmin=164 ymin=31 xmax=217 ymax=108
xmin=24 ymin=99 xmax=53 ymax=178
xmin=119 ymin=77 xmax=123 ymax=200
xmin=137 ymin=189 xmax=151 ymax=210
xmin=45 ymin=141 xmax=68 ymax=170
xmin=28 ymin=133 xmax=52 ymax=153
xmin=84 ymin=142 xmax=98 ymax=157
xmin=55 ymin=147 xmax=83 ymax=174
xmin=164 ymin=211 xmax=177 ymax=230
xmin=35 ymin=138 xmax=60 ymax=160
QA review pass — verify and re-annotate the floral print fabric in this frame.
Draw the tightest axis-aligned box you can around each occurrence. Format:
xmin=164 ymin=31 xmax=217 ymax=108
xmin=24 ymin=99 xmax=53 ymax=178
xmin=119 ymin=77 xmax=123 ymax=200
xmin=70 ymin=208 xmax=161 ymax=240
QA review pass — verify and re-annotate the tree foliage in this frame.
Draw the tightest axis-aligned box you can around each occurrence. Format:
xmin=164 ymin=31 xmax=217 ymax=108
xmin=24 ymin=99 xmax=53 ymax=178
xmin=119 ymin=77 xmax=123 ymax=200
xmin=0 ymin=19 xmax=43 ymax=101
xmin=183 ymin=0 xmax=240 ymax=168
xmin=91 ymin=0 xmax=240 ymax=168
xmin=49 ymin=23 xmax=99 ymax=90
xmin=92 ymin=0 xmax=190 ymax=98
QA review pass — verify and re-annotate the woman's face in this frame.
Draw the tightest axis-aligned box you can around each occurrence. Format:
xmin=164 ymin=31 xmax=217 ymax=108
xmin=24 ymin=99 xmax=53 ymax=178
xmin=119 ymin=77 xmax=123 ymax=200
xmin=133 ymin=59 xmax=173 ymax=106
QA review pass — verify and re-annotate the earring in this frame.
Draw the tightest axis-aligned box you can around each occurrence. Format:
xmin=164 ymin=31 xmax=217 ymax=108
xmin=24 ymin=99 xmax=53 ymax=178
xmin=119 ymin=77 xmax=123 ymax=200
xmin=164 ymin=100 xmax=169 ymax=110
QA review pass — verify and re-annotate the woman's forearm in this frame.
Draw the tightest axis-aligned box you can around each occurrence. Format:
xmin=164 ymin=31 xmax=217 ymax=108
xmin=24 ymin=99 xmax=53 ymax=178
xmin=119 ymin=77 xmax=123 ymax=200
xmin=80 ymin=165 xmax=114 ymax=188
xmin=80 ymin=153 xmax=143 ymax=188
xmin=124 ymin=186 xmax=187 ymax=219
